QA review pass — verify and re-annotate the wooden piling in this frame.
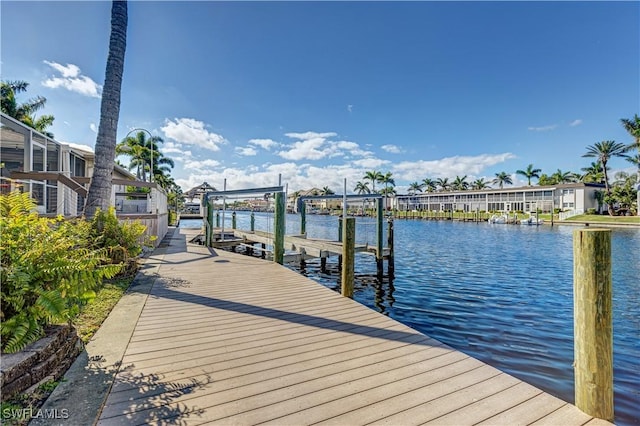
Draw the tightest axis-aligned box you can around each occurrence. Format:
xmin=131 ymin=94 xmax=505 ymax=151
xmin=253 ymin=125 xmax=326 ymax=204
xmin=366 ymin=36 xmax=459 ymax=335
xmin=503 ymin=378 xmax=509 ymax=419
xmin=215 ymin=211 xmax=220 ymax=228
xmin=341 ymin=217 xmax=355 ymax=298
xmin=232 ymin=211 xmax=237 ymax=229
xmin=387 ymin=219 xmax=395 ymax=279
xmin=376 ymin=198 xmax=384 ymax=277
xmin=250 ymin=212 xmax=255 ymax=231
xmin=205 ymin=200 xmax=213 ymax=246
xmin=573 ymin=228 xmax=613 ymax=422
xmin=300 ymin=202 xmax=306 ymax=235
xmin=274 ymin=191 xmax=285 ymax=264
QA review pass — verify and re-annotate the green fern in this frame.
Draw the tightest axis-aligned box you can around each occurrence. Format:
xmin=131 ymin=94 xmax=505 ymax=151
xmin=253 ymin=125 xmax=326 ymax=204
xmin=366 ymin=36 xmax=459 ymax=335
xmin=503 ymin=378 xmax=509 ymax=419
xmin=1 ymin=314 xmax=43 ymax=354
xmin=1 ymin=191 xmax=128 ymax=353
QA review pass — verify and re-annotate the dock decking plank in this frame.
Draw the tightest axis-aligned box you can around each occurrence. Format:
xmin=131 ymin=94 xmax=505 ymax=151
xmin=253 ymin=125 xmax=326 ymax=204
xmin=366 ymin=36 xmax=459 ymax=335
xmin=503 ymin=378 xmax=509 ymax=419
xmin=96 ymin=228 xmax=610 ymax=425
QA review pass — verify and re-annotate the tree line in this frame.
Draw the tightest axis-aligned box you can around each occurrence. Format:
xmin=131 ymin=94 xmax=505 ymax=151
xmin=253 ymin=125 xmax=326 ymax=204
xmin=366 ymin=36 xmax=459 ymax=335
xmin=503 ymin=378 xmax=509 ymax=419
xmin=353 ymin=115 xmax=639 ymax=216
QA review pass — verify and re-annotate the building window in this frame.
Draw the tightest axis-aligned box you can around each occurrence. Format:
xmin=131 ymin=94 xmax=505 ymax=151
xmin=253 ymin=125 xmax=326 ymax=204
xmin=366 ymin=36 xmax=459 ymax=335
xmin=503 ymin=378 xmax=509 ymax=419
xmin=47 ymin=141 xmax=59 ymax=171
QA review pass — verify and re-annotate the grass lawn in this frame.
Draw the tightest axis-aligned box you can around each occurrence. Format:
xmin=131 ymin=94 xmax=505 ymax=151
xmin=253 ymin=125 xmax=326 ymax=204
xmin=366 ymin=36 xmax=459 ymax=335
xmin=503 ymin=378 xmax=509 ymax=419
xmin=74 ymin=276 xmax=134 ymax=343
xmin=567 ymin=214 xmax=640 ymax=224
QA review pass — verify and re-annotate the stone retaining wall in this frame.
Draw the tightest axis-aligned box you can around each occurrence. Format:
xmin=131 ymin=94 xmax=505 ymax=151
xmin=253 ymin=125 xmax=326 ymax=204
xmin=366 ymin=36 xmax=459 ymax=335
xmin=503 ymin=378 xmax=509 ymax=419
xmin=1 ymin=325 xmax=81 ymax=400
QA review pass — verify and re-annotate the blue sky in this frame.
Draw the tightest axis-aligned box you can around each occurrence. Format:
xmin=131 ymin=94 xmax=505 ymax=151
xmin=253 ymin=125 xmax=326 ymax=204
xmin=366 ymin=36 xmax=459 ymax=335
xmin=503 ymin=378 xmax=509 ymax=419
xmin=2 ymin=1 xmax=638 ymax=194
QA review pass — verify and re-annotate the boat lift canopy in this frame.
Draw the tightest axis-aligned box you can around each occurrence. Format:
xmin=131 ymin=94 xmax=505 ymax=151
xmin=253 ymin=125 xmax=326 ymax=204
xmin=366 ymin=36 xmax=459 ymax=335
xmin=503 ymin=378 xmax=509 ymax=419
xmin=204 ymin=186 xmax=284 ymax=202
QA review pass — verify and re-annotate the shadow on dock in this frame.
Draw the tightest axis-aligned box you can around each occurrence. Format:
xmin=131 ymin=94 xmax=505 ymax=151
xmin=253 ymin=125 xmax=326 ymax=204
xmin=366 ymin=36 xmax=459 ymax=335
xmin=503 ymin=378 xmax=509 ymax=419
xmin=149 ymin=278 xmax=437 ymax=348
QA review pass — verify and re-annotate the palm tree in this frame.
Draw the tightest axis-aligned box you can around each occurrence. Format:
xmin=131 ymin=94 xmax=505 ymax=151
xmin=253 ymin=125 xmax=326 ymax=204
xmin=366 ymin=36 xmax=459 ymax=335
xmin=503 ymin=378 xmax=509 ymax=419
xmin=620 ymin=114 xmax=640 ymax=153
xmin=471 ymin=178 xmax=489 ymax=190
xmin=380 ymin=172 xmax=395 ymax=196
xmin=353 ymin=181 xmax=370 ymax=195
xmin=147 ymin=137 xmax=174 ymax=183
xmin=583 ymin=141 xmax=628 ymax=193
xmin=551 ymin=169 xmax=577 ymax=184
xmin=379 ymin=186 xmax=397 ymax=197
xmin=85 ymin=0 xmax=127 ymax=218
xmin=364 ymin=170 xmax=383 ymax=193
xmin=580 ymin=162 xmax=605 ymax=184
xmin=452 ymin=175 xmax=469 ymax=191
xmin=117 ymin=131 xmax=164 ymax=181
xmin=1 ymin=80 xmax=55 ymax=137
xmin=492 ymin=172 xmax=512 ymax=189
xmin=537 ymin=173 xmax=554 ymax=186
xmin=380 ymin=172 xmax=395 ymax=210
xmin=435 ymin=177 xmax=450 ymax=192
xmin=620 ymin=114 xmax=640 ymax=215
xmin=583 ymin=140 xmax=628 ymax=215
xmin=421 ymin=178 xmax=436 ymax=193
xmin=408 ymin=182 xmax=423 ymax=195
xmin=321 ymin=186 xmax=335 ymax=196
xmin=515 ymin=164 xmax=541 ymax=186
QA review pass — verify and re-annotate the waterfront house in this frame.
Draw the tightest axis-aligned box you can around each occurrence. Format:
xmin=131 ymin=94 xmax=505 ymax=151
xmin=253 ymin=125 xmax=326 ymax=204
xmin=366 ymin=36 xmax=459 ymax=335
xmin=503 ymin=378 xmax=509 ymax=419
xmin=394 ymin=183 xmax=605 ymax=219
xmin=0 ymin=112 xmax=168 ymax=245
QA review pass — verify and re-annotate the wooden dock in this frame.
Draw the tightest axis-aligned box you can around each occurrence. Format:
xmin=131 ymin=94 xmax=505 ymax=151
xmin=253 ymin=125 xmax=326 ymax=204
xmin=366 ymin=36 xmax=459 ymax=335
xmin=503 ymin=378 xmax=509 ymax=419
xmin=97 ymin=228 xmax=610 ymax=425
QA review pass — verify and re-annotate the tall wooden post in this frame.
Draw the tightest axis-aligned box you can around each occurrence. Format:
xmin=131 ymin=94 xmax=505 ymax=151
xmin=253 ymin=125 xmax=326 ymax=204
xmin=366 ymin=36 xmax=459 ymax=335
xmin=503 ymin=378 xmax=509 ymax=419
xmin=250 ymin=211 xmax=255 ymax=231
xmin=216 ymin=211 xmax=220 ymax=228
xmin=338 ymin=216 xmax=343 ymax=242
xmin=387 ymin=219 xmax=395 ymax=279
xmin=274 ymin=191 xmax=285 ymax=264
xmin=232 ymin=211 xmax=237 ymax=229
xmin=376 ymin=197 xmax=384 ymax=277
xmin=205 ymin=199 xmax=213 ymax=246
xmin=573 ymin=228 xmax=613 ymax=421
xmin=300 ymin=201 xmax=306 ymax=235
xmin=341 ymin=217 xmax=355 ymax=298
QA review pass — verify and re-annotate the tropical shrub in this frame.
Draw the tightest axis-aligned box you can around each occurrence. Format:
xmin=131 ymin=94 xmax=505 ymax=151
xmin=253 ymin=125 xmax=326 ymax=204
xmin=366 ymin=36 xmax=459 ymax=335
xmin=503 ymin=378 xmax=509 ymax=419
xmin=89 ymin=207 xmax=154 ymax=274
xmin=0 ymin=192 xmax=121 ymax=353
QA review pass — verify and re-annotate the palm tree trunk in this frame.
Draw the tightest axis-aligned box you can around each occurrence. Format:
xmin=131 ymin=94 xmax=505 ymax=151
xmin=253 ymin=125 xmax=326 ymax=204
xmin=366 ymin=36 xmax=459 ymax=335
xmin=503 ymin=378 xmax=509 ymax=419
xmin=85 ymin=0 xmax=127 ymax=218
xmin=602 ymin=164 xmax=615 ymax=216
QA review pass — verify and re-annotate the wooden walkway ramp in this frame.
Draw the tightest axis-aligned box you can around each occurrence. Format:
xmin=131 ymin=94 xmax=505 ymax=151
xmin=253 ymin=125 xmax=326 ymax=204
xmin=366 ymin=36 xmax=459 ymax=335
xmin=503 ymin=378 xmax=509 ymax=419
xmin=97 ymin=229 xmax=609 ymax=425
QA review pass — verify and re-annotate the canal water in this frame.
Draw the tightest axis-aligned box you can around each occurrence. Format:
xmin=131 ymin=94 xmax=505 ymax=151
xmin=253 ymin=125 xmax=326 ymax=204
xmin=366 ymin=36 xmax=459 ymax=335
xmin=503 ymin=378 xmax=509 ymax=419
xmin=181 ymin=213 xmax=639 ymax=425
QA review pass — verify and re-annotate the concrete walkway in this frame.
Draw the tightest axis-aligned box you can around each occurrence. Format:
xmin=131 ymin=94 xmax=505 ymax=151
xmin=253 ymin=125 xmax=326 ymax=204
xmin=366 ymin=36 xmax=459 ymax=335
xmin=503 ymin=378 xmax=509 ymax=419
xmin=35 ymin=227 xmax=611 ymax=425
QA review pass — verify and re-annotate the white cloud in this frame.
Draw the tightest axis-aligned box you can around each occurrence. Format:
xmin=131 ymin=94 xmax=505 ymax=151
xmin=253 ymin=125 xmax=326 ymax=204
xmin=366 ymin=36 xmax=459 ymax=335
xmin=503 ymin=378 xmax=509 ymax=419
xmin=278 ymin=132 xmax=335 ymax=160
xmin=393 ymin=153 xmax=516 ymax=180
xmin=527 ymin=124 xmax=558 ymax=132
xmin=161 ymin=118 xmax=227 ymax=151
xmin=249 ymin=138 xmax=279 ymax=150
xmin=347 ymin=104 xmax=353 ymax=113
xmin=381 ymin=144 xmax=402 ymax=154
xmin=285 ymin=131 xmax=337 ymax=140
xmin=42 ymin=61 xmax=101 ymax=98
xmin=278 ymin=131 xmax=371 ymax=161
xmin=569 ymin=119 xmax=583 ymax=127
xmin=45 ymin=61 xmax=80 ymax=77
xmin=161 ymin=141 xmax=187 ymax=155
xmin=89 ymin=123 xmax=98 ymax=133
xmin=175 ymin=160 xmax=372 ymax=195
xmin=328 ymin=140 xmax=372 ymax=158
xmin=351 ymin=158 xmax=391 ymax=169
xmin=236 ymin=146 xmax=257 ymax=156
xmin=183 ymin=158 xmax=221 ymax=171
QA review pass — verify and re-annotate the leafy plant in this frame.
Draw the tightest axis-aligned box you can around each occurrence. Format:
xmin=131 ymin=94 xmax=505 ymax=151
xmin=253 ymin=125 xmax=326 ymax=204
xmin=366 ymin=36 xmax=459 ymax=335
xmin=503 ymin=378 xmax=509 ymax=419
xmin=0 ymin=192 xmax=121 ymax=353
xmin=90 ymin=207 xmax=153 ymax=263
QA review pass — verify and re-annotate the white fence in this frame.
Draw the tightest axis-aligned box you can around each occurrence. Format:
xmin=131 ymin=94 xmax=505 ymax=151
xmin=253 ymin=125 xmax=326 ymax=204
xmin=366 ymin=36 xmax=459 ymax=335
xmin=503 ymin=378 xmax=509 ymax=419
xmin=559 ymin=209 xmax=584 ymax=220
